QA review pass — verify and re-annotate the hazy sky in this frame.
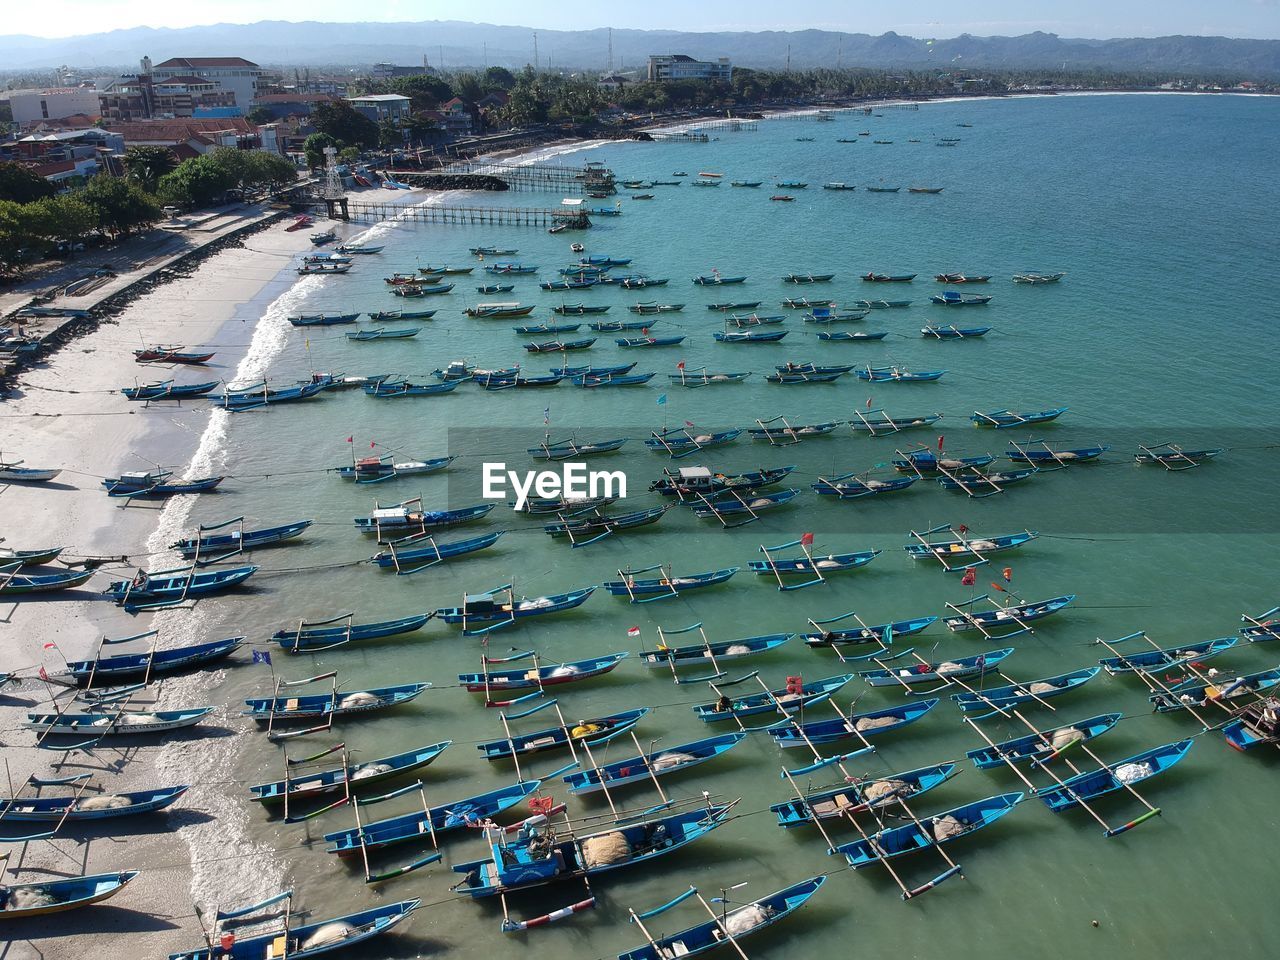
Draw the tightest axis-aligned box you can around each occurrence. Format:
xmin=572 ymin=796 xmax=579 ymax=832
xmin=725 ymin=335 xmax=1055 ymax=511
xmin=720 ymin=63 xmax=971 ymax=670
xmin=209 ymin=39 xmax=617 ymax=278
xmin=5 ymin=0 xmax=1279 ymax=40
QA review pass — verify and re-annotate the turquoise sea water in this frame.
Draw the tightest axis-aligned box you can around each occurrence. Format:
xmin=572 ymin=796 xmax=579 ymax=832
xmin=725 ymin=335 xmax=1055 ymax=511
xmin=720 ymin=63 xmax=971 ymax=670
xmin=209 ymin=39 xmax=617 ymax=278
xmin=164 ymin=93 xmax=1280 ymax=958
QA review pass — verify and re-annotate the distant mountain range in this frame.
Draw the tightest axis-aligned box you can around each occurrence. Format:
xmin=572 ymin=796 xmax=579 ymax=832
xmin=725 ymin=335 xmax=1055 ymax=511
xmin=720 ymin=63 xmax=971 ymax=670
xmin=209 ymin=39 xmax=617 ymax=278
xmin=1 ymin=20 xmax=1277 ymax=77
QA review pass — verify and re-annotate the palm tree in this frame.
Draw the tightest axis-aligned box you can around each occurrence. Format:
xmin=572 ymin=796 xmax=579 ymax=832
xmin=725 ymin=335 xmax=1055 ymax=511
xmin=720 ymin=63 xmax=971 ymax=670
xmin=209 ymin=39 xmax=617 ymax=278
xmin=123 ymin=146 xmax=178 ymax=193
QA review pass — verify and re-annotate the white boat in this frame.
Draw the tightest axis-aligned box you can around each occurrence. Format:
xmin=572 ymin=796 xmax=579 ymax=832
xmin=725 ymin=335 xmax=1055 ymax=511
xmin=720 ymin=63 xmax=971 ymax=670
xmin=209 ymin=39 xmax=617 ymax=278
xmin=0 ymin=459 xmax=61 ymax=482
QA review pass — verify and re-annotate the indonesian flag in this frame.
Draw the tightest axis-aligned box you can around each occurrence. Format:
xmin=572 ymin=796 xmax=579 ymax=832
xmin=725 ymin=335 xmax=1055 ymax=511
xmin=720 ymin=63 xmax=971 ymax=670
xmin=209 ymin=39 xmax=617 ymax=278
xmin=38 ymin=665 xmax=49 ymax=681
xmin=346 ymin=436 xmax=353 ymax=443
xmin=627 ymin=626 xmax=641 ymax=637
xmin=370 ymin=441 xmax=377 ymax=448
xmin=677 ymin=360 xmax=685 ymax=370
xmin=43 ymin=641 xmax=57 ymax=650
xmin=937 ymin=435 xmax=945 ymax=451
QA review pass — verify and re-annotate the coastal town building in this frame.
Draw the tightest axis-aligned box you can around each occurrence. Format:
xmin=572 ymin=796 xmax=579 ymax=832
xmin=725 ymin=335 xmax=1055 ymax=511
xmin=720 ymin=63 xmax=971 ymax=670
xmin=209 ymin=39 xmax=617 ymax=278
xmin=0 ymin=128 xmax=124 ymax=185
xmin=98 ymin=73 xmax=238 ymax=122
xmin=347 ymin=93 xmax=412 ymax=123
xmin=102 ymin=117 xmax=274 ymax=157
xmin=371 ymin=61 xmax=437 ymax=79
xmin=253 ymin=93 xmax=338 ymax=120
xmin=5 ymin=87 xmax=101 ymax=127
xmin=149 ymin=56 xmax=264 ymax=109
xmin=646 ymin=54 xmax=732 ymax=82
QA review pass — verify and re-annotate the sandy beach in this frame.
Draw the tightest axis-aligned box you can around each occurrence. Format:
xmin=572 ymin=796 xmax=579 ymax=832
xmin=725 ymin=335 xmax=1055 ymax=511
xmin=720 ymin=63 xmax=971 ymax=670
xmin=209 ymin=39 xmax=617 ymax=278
xmin=0 ymin=209 xmax=366 ymax=958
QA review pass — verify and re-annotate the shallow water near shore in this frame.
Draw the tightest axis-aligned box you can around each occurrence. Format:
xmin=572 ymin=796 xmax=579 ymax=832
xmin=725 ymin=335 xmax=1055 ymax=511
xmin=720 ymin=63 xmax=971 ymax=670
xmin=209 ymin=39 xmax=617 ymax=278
xmin=112 ymin=93 xmax=1280 ymax=957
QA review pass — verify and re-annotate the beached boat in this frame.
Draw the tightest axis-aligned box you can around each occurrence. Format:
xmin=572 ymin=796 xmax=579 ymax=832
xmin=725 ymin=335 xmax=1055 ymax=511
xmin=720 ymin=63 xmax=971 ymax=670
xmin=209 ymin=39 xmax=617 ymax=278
xmin=450 ymin=803 xmax=736 ymax=899
xmin=120 ymin=380 xmax=219 ymax=401
xmin=0 ymin=459 xmax=62 ymax=482
xmin=24 ymin=707 xmax=214 ymax=737
xmin=244 ymin=682 xmax=429 ymax=721
xmin=477 ymin=708 xmax=651 ymax=761
xmin=0 ymin=871 xmax=139 ymax=919
xmin=0 ymin=564 xmax=94 ymax=596
xmin=1038 ymin=740 xmax=1194 ymax=813
xmin=133 ymin=346 xmax=214 ymax=364
xmin=0 ymin=786 xmax=187 ymax=822
xmin=835 ymin=793 xmax=1023 ymax=867
xmin=309 ymin=229 xmax=336 ymax=244
xmin=296 ymin=262 xmax=352 ymax=275
xmin=101 ymin=470 xmax=223 ymax=498
xmin=771 ymin=763 xmax=957 ymax=827
xmin=0 ymin=545 xmax=64 ymax=567
xmin=167 ymin=900 xmax=420 ymax=960
xmin=104 ymin=564 xmax=257 ymax=607
xmin=60 ymin=636 xmax=243 ymax=684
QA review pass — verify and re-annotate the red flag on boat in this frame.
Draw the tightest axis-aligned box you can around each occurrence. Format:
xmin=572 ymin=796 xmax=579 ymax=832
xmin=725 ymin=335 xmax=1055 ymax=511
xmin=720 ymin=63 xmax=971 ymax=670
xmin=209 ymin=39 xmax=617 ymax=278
xmin=346 ymin=436 xmax=353 ymax=443
xmin=684 ymin=420 xmax=695 ymax=428
xmin=677 ymin=360 xmax=685 ymax=370
xmin=800 ymin=532 xmax=814 ymax=545
xmin=627 ymin=626 xmax=641 ymax=637
xmin=370 ymin=441 xmax=376 ymax=448
xmin=937 ymin=435 xmax=945 ymax=451
xmin=961 ymin=569 xmax=976 ymax=586
xmin=958 ymin=524 xmax=968 ymax=534
xmin=38 ymin=665 xmax=49 ymax=681
xmin=786 ymin=675 xmax=804 ymax=695
xmin=865 ymin=396 xmax=873 ymax=409
xmin=1002 ymin=567 xmax=1012 ymax=582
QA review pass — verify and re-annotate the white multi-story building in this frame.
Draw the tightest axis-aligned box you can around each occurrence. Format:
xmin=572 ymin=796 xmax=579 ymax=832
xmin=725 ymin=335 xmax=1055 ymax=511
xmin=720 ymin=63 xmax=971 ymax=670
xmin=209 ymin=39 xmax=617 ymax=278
xmin=149 ymin=56 xmax=263 ymax=109
xmin=6 ymin=87 xmax=101 ymax=126
xmin=646 ymin=55 xmax=732 ymax=83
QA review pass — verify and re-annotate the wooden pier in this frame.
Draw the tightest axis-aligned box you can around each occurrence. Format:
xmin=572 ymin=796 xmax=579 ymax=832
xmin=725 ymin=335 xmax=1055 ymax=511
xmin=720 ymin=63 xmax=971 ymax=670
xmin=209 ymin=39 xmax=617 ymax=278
xmin=310 ymin=198 xmax=593 ymax=228
xmin=433 ymin=159 xmax=616 ymax=194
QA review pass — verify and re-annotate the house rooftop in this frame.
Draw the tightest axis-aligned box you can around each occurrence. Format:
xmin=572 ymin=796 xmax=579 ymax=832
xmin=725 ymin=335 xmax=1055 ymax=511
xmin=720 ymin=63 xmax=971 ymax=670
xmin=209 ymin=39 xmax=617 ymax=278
xmin=348 ymin=94 xmax=411 ymax=103
xmin=153 ymin=57 xmax=260 ymax=69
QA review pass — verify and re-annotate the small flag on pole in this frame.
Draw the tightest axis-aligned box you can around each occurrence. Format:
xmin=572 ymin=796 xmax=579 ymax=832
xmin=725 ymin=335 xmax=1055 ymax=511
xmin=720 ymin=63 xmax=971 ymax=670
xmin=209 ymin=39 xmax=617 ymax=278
xmin=866 ymin=396 xmax=873 ymax=409
xmin=684 ymin=420 xmax=695 ymax=428
xmin=346 ymin=436 xmax=353 ymax=443
xmin=1002 ymin=566 xmax=1012 ymax=582
xmin=961 ymin=568 xmax=976 ymax=586
xmin=656 ymin=394 xmax=667 ymax=405
xmin=38 ymin=665 xmax=49 ymax=681
xmin=252 ymin=650 xmax=273 ymax=665
xmin=627 ymin=626 xmax=641 ymax=637
xmin=937 ymin=435 xmax=945 ymax=451
xmin=677 ymin=360 xmax=685 ymax=370
xmin=800 ymin=532 xmax=814 ymax=545
xmin=370 ymin=441 xmax=376 ymax=448
xmin=42 ymin=641 xmax=57 ymax=650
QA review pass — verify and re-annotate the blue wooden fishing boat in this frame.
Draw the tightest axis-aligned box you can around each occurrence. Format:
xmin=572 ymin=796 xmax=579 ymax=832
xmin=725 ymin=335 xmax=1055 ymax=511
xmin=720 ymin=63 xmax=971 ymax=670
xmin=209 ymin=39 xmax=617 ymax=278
xmin=747 ymin=421 xmax=841 ymax=440
xmin=622 ymin=277 xmax=670 ymax=288
xmin=562 ymin=732 xmax=746 ymax=794
xmin=1224 ymin=698 xmax=1280 ymax=751
xmin=904 ymin=528 xmax=1039 ymax=562
xmin=466 ymin=302 xmax=535 ymax=318
xmin=353 ymin=501 xmax=494 ymax=533
xmin=855 ymin=365 xmax=946 ymax=382
xmin=1098 ymin=636 xmax=1237 ymax=675
xmin=617 ymin=875 xmax=825 ymax=960
xmin=937 ymin=467 xmax=1036 ymax=491
xmin=104 ymin=564 xmax=257 ymax=606
xmin=749 ymin=549 xmax=880 ymax=577
xmin=477 ymin=284 xmax=516 ymax=294
xmin=552 ymin=362 xmax=636 ymax=377
xmin=334 ymin=455 xmax=455 ymax=482
xmin=771 ymin=763 xmax=957 ymax=828
xmin=693 ymin=674 xmax=852 ymax=722
xmin=691 ymin=488 xmax=800 ymax=520
xmin=803 ymin=309 xmax=869 ymax=325
xmin=971 ymin=407 xmax=1067 ymax=428
xmin=663 ymin=369 xmax=754 ymax=390
xmin=0 ymin=565 xmax=94 ymax=596
xmin=210 ymin=379 xmax=327 ymax=410
xmin=516 ymin=322 xmax=583 ymax=335
xmin=1006 ymin=444 xmax=1109 ymax=464
xmin=766 ymin=370 xmax=844 ymax=384
xmin=693 ymin=274 xmax=748 ymax=284
xmin=133 ymin=346 xmax=215 ymax=364
xmin=1151 ymin=667 xmax=1280 ymax=713
xmin=768 ymin=699 xmax=939 ymax=747
xmin=168 ymin=900 xmax=420 ymax=960
xmin=817 ymin=330 xmax=889 ymax=341
xmin=371 ymin=531 xmax=503 ymax=570
xmin=573 ymin=372 xmax=657 ymax=387
xmin=605 ymin=567 xmax=740 ymax=599
xmin=1038 ymin=740 xmax=1194 ymax=813
xmin=0 ymin=871 xmax=139 ymax=919
xmin=479 ymin=373 xmax=566 ymax=390
xmin=812 ymin=474 xmax=918 ymax=498
xmin=484 ymin=263 xmax=537 ymax=274
xmin=1134 ymin=444 xmax=1222 ymax=467
xmin=367 ymin=308 xmax=436 ymax=321
xmin=591 ymin=320 xmax=662 ymax=332
xmin=288 ymin=312 xmax=360 ymax=327
xmin=943 ymin=595 xmax=1075 ymax=633
xmin=24 ymin=707 xmax=214 ymax=737
xmin=529 ymin=436 xmax=628 ymax=459
xmin=951 ymin=667 xmax=1101 ymax=712
xmin=892 ymin=450 xmax=995 ymax=474
xmin=651 ymin=465 xmax=794 ymax=498
xmin=0 ymin=786 xmax=187 ymax=821
xmin=967 ymin=713 xmax=1124 ymax=768
xmin=848 ymin=411 xmax=943 ymax=433
xmin=725 ymin=314 xmax=785 ymax=327
xmin=921 ymin=324 xmax=990 ymax=339
xmin=579 ymin=255 xmax=631 ymax=266
xmin=346 ymin=327 xmax=420 ymax=341
xmin=617 ymin=335 xmax=686 ymax=348
xmin=931 ymin=291 xmax=992 ymax=305
xmin=708 ymin=301 xmax=762 ymax=312
xmin=477 ymin=708 xmax=651 ymax=761
xmin=102 ymin=470 xmax=224 ymax=498
xmin=0 ymin=545 xmax=64 ymax=567
xmin=802 ymin=615 xmax=938 ymax=647
xmin=835 ymin=793 xmax=1023 ymax=867
xmin=273 ymin=613 xmax=432 ymax=651
xmin=863 ymin=272 xmax=915 ymax=282
xmin=784 ymin=272 xmax=835 ymax=283
xmin=523 ymin=337 xmax=598 ymax=353
xmin=554 ymin=302 xmax=611 ymax=315
xmin=121 ymin=380 xmax=219 ymax=401
xmin=60 ymin=636 xmax=242 ymax=684
xmin=471 ymin=247 xmax=519 ymax=256
xmin=170 ymin=519 xmax=312 ymax=556
xmin=244 ymin=682 xmax=429 ymax=721
xmin=461 ymin=652 xmax=628 ymax=691
xmin=544 ymin=506 xmax=670 ymax=543
xmin=336 ymin=243 xmax=383 ymax=254
xmin=542 ymin=278 xmax=598 ymax=290
xmin=714 ymin=329 xmax=788 ymax=343
xmin=248 ymin=741 xmax=452 ymax=803
xmin=450 ymin=802 xmax=736 ymax=899
xmin=645 ymin=427 xmax=742 ymax=454
xmin=366 ymin=379 xmax=461 ymax=397
xmin=435 ymin=585 xmax=598 ymax=632
xmin=861 ymin=648 xmax=1014 ymax=686
xmin=323 ymin=779 xmax=543 ymax=856
xmin=630 ymin=302 xmax=684 ymax=314
xmin=639 ymin=633 xmax=792 ymax=667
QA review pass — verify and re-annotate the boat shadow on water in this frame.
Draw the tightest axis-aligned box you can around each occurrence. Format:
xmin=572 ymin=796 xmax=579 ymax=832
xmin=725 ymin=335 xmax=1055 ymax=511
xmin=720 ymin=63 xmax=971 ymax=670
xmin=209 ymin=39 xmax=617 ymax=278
xmin=0 ymin=901 xmax=183 ymax=937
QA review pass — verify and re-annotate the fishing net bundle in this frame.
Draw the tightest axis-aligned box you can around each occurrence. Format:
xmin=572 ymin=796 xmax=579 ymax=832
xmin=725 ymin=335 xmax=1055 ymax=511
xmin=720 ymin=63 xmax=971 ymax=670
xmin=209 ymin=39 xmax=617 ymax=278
xmin=1050 ymin=727 xmax=1083 ymax=750
xmin=929 ymin=815 xmax=967 ymax=841
xmin=724 ymin=645 xmax=751 ymax=656
xmin=301 ymin=921 xmax=356 ymax=949
xmin=935 ymin=662 xmax=965 ymax=676
xmin=652 ymin=752 xmax=696 ymax=771
xmin=3 ymin=888 xmax=59 ymax=909
xmin=581 ymin=832 xmax=632 ymax=868
xmin=723 ymin=904 xmax=775 ymax=936
xmin=1115 ymin=762 xmax=1153 ymax=784
xmin=77 ymin=794 xmax=133 ymax=811
xmin=338 ymin=692 xmax=380 ymax=708
xmin=855 ymin=716 xmax=899 ymax=732
xmin=547 ymin=665 xmax=582 ymax=679
xmin=1028 ymin=681 xmax=1059 ymax=695
xmin=862 ymin=778 xmax=911 ymax=802
xmin=351 ymin=763 xmax=393 ymax=781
